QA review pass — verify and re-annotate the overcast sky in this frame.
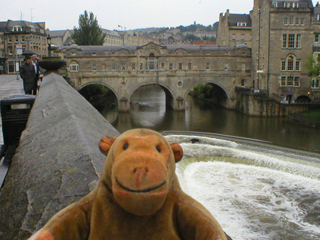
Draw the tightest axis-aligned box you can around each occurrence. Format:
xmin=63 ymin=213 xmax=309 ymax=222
xmin=1 ymin=0 xmax=319 ymax=30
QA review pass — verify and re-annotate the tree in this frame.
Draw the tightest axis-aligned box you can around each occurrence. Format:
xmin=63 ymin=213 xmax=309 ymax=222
xmin=306 ymin=55 xmax=320 ymax=78
xmin=306 ymin=54 xmax=320 ymax=88
xmin=72 ymin=11 xmax=106 ymax=45
xmin=184 ymin=34 xmax=201 ymax=42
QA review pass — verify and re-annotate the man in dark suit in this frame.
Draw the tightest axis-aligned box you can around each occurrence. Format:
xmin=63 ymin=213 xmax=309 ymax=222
xmin=31 ymin=54 xmax=40 ymax=95
xmin=20 ymin=55 xmax=36 ymax=95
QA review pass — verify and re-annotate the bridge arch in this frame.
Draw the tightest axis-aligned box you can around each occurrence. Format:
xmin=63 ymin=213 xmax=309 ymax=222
xmin=129 ymin=82 xmax=175 ymax=109
xmin=185 ymin=81 xmax=229 ymax=107
xmin=78 ymin=81 xmax=120 ymax=101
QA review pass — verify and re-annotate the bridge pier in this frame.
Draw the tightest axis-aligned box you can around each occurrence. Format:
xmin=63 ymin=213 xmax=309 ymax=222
xmin=172 ymin=96 xmax=185 ymax=111
xmin=119 ymin=97 xmax=130 ymax=112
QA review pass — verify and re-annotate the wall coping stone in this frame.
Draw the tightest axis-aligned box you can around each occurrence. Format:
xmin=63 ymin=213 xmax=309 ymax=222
xmin=0 ymin=72 xmax=120 ymax=239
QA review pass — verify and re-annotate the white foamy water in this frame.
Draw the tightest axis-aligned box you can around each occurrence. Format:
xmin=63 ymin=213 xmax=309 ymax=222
xmin=166 ymin=134 xmax=320 ymax=240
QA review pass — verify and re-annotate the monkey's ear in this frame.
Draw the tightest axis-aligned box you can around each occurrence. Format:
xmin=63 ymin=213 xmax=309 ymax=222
xmin=170 ymin=142 xmax=183 ymax=163
xmin=99 ymin=136 xmax=117 ymax=156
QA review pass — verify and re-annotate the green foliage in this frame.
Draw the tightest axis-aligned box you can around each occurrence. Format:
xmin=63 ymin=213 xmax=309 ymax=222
xmin=177 ymin=24 xmax=214 ymax=33
xmin=208 ymin=36 xmax=216 ymax=42
xmin=79 ymin=84 xmax=110 ymax=101
xmin=306 ymin=55 xmax=320 ymax=78
xmin=191 ymin=84 xmax=214 ymax=99
xmin=72 ymin=11 xmax=106 ymax=45
xmin=184 ymin=34 xmax=201 ymax=42
xmin=302 ymin=112 xmax=320 ymax=121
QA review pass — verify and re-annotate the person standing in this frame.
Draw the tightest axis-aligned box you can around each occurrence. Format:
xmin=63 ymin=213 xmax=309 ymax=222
xmin=31 ymin=54 xmax=40 ymax=95
xmin=20 ymin=55 xmax=36 ymax=95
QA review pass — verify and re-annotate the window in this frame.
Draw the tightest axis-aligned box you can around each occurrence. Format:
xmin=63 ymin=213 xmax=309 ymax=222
xmin=272 ymin=2 xmax=278 ymax=7
xmin=169 ymin=63 xmax=173 ymax=70
xmin=112 ymin=63 xmax=116 ymax=70
xmin=148 ymin=53 xmax=156 ymax=70
xmin=241 ymin=79 xmax=245 ymax=86
xmin=242 ymin=64 xmax=246 ymax=71
xmin=281 ymin=55 xmax=300 ymax=71
xmin=224 ymin=64 xmax=229 ymax=71
xmin=132 ymin=63 xmax=136 ymax=70
xmin=179 ymin=63 xmax=182 ymax=70
xmin=300 ymin=18 xmax=305 ymax=26
xmin=283 ymin=34 xmax=287 ymax=48
xmin=237 ymin=22 xmax=247 ymax=27
xmin=8 ymin=37 xmax=12 ymax=43
xmin=284 ymin=2 xmax=299 ymax=8
xmin=282 ymin=61 xmax=286 ymax=71
xmin=312 ymin=79 xmax=320 ymax=88
xmin=296 ymin=34 xmax=301 ymax=48
xmin=287 ymin=76 xmax=294 ymax=86
xmin=315 ymin=33 xmax=319 ymax=42
xmin=92 ymin=64 xmax=97 ymax=71
xmin=232 ymin=34 xmax=236 ymax=40
xmin=140 ymin=63 xmax=143 ymax=70
xmin=188 ymin=62 xmax=192 ymax=70
xmin=287 ymin=56 xmax=294 ymax=70
xmin=8 ymin=46 xmax=13 ymax=55
xmin=283 ymin=34 xmax=301 ymax=48
xmin=70 ymin=64 xmax=79 ymax=72
xmin=13 ymin=25 xmax=22 ymax=32
xmin=161 ymin=62 xmax=164 ymax=69
xmin=241 ymin=34 xmax=245 ymax=41
xmin=288 ymin=34 xmax=295 ymax=48
xmin=289 ymin=16 xmax=294 ymax=25
xmin=280 ymin=76 xmax=300 ymax=86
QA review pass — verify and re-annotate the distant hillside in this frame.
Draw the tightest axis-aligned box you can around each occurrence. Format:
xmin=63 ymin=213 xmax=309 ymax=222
xmin=132 ymin=23 xmax=216 ymax=33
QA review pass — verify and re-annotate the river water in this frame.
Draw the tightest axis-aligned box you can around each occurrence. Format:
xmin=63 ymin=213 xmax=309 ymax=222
xmin=91 ymin=85 xmax=320 ymax=240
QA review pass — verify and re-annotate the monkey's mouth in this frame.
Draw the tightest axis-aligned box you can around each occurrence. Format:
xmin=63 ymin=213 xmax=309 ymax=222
xmin=115 ymin=177 xmax=166 ymax=193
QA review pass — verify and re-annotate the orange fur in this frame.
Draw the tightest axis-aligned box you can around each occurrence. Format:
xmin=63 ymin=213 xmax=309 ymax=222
xmin=28 ymin=129 xmax=228 ymax=240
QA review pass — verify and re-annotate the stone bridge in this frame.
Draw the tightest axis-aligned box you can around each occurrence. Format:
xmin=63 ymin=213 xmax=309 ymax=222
xmin=70 ymin=70 xmax=248 ymax=111
xmin=60 ymin=43 xmax=252 ymax=111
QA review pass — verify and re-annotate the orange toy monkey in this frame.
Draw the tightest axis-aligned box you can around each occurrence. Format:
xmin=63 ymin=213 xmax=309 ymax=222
xmin=29 ymin=129 xmax=228 ymax=240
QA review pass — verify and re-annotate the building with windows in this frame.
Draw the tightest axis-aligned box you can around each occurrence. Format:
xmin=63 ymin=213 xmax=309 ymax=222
xmin=0 ymin=20 xmax=48 ymax=74
xmin=251 ymin=0 xmax=314 ymax=103
xmin=217 ymin=10 xmax=252 ymax=47
xmin=217 ymin=0 xmax=318 ymax=103
xmin=312 ymin=2 xmax=320 ymax=91
xmin=46 ymin=29 xmax=73 ymax=48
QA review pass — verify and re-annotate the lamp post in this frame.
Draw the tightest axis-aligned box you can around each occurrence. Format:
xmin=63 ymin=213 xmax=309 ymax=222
xmin=47 ymin=35 xmax=52 ymax=57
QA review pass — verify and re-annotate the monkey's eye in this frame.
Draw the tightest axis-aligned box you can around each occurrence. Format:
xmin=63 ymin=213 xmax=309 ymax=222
xmin=156 ymin=145 xmax=161 ymax=153
xmin=123 ymin=143 xmax=129 ymax=150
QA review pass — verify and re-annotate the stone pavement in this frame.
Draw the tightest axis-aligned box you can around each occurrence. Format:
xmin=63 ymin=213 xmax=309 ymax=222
xmin=0 ymin=74 xmax=25 ymax=144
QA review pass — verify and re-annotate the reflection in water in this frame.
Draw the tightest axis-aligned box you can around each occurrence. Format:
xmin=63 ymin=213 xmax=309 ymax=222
xmin=94 ymin=85 xmax=320 ymax=153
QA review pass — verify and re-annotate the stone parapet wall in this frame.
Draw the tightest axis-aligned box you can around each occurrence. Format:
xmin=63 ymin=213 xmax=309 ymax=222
xmin=236 ymin=91 xmax=312 ymax=117
xmin=0 ymin=73 xmax=120 ymax=239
